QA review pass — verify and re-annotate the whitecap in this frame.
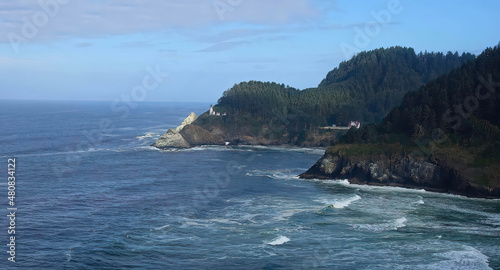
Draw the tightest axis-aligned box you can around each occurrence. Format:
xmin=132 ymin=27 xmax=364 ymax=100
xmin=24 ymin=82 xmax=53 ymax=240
xmin=352 ymin=217 xmax=407 ymax=232
xmin=314 ymin=178 xmax=500 ymax=202
xmin=206 ymin=218 xmax=241 ymax=225
xmin=274 ymin=208 xmax=310 ymax=221
xmin=267 ymin=236 xmax=290 ymax=246
xmin=245 ymin=169 xmax=299 ymax=180
xmin=425 ymin=246 xmax=492 ymax=270
xmin=271 ymin=201 xmax=320 ymax=221
xmin=333 ymin=195 xmax=361 ymax=209
xmin=319 ymin=179 xmax=351 ymax=186
xmin=317 ymin=194 xmax=361 ymax=209
xmin=394 ymin=217 xmax=407 ymax=229
xmin=181 ymin=221 xmax=209 ymax=227
xmin=239 ymin=213 xmax=259 ymax=223
xmin=135 ymin=146 xmax=162 ymax=152
xmin=179 ymin=218 xmax=211 ymax=227
xmin=237 ymin=145 xmax=325 ymax=155
xmin=136 ymin=133 xmax=157 ymax=140
xmin=316 ymin=179 xmax=439 ymax=197
xmin=153 ymin=224 xmax=170 ymax=231
xmin=270 ymin=171 xmax=299 ymax=180
xmin=183 ymin=146 xmax=236 ymax=152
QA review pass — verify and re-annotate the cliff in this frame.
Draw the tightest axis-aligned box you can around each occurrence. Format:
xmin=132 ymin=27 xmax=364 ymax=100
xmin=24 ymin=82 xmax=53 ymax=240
xmin=299 ymin=144 xmax=500 ymax=199
xmin=152 ymin=112 xmax=225 ymax=149
xmin=180 ymin=125 xmax=225 ymax=146
xmin=300 ymin=44 xmax=500 ymax=199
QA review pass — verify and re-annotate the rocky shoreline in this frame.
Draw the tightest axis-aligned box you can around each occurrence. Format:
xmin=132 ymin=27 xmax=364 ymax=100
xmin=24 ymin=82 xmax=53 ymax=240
xmin=152 ymin=112 xmax=226 ymax=149
xmin=152 ymin=112 xmax=299 ymax=149
xmin=152 ymin=113 xmax=499 ymax=199
xmin=299 ymin=150 xmax=500 ymax=199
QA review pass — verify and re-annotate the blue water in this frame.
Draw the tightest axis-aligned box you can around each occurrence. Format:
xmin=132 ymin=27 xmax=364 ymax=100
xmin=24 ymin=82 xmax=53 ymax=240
xmin=0 ymin=100 xmax=499 ymax=269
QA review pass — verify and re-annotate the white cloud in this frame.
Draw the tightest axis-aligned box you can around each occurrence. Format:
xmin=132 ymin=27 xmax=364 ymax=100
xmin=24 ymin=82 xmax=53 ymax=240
xmin=0 ymin=0 xmax=320 ymax=44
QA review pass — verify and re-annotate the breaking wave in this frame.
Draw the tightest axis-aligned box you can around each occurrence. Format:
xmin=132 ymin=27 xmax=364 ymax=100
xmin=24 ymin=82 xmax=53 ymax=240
xmin=245 ymin=169 xmax=299 ymax=180
xmin=352 ymin=217 xmax=407 ymax=232
xmin=266 ymin=236 xmax=290 ymax=246
xmin=317 ymin=194 xmax=361 ymax=209
xmin=424 ymin=246 xmax=492 ymax=270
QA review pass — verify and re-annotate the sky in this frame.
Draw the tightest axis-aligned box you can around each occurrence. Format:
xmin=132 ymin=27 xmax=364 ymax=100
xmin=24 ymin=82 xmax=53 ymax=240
xmin=1 ymin=0 xmax=499 ymax=102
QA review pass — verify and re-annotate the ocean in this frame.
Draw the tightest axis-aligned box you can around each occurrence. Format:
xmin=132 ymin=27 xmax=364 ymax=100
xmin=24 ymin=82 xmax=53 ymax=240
xmin=0 ymin=100 xmax=499 ymax=269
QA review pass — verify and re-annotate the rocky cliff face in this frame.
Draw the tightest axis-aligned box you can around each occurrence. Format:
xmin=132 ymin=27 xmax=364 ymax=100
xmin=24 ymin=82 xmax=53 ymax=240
xmin=152 ymin=128 xmax=191 ymax=149
xmin=300 ymin=151 xmax=500 ymax=199
xmin=180 ymin=125 xmax=225 ymax=146
xmin=152 ymin=113 xmax=225 ymax=149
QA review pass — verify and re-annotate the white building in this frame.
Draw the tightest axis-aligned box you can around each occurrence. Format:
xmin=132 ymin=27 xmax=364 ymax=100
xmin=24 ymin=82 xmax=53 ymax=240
xmin=209 ymin=105 xmax=227 ymax=116
xmin=349 ymin=121 xmax=361 ymax=129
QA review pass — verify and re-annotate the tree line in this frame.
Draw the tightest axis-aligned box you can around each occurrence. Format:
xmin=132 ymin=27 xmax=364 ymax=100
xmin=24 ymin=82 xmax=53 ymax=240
xmin=209 ymin=46 xmax=476 ymax=144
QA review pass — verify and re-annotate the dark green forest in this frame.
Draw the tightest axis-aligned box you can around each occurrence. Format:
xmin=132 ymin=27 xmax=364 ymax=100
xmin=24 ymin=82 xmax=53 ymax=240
xmin=342 ymin=44 xmax=500 ymax=146
xmin=198 ymin=46 xmax=475 ymax=145
xmin=337 ymin=44 xmax=500 ymax=188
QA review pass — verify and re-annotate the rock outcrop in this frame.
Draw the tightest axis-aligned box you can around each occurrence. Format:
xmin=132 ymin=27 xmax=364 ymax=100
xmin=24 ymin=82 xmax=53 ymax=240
xmin=175 ymin=112 xmax=197 ymax=133
xmin=180 ymin=125 xmax=225 ymax=146
xmin=152 ymin=128 xmax=191 ymax=149
xmin=300 ymin=150 xmax=500 ymax=199
xmin=152 ymin=112 xmax=225 ymax=149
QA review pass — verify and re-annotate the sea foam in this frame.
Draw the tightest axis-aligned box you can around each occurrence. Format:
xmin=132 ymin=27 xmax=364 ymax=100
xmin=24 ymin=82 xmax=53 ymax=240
xmin=425 ymin=246 xmax=492 ymax=270
xmin=352 ymin=217 xmax=407 ymax=232
xmin=394 ymin=217 xmax=407 ymax=229
xmin=153 ymin=224 xmax=170 ymax=231
xmin=318 ymin=194 xmax=361 ymax=209
xmin=246 ymin=169 xmax=299 ymax=180
xmin=334 ymin=195 xmax=361 ymax=209
xmin=267 ymin=236 xmax=290 ymax=246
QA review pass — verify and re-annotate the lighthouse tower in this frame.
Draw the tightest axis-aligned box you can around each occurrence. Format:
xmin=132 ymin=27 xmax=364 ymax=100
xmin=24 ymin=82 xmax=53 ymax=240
xmin=209 ymin=104 xmax=215 ymax=115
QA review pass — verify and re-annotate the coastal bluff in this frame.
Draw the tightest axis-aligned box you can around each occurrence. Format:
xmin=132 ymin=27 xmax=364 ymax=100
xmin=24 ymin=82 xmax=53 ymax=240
xmin=152 ymin=113 xmax=225 ymax=149
xmin=299 ymin=145 xmax=500 ymax=199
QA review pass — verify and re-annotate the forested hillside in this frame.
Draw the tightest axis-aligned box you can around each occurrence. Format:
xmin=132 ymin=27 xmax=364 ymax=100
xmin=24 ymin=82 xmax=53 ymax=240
xmin=342 ymin=44 xmax=500 ymax=146
xmin=318 ymin=47 xmax=475 ymax=123
xmin=196 ymin=46 xmax=475 ymax=145
xmin=334 ymin=44 xmax=500 ymax=190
